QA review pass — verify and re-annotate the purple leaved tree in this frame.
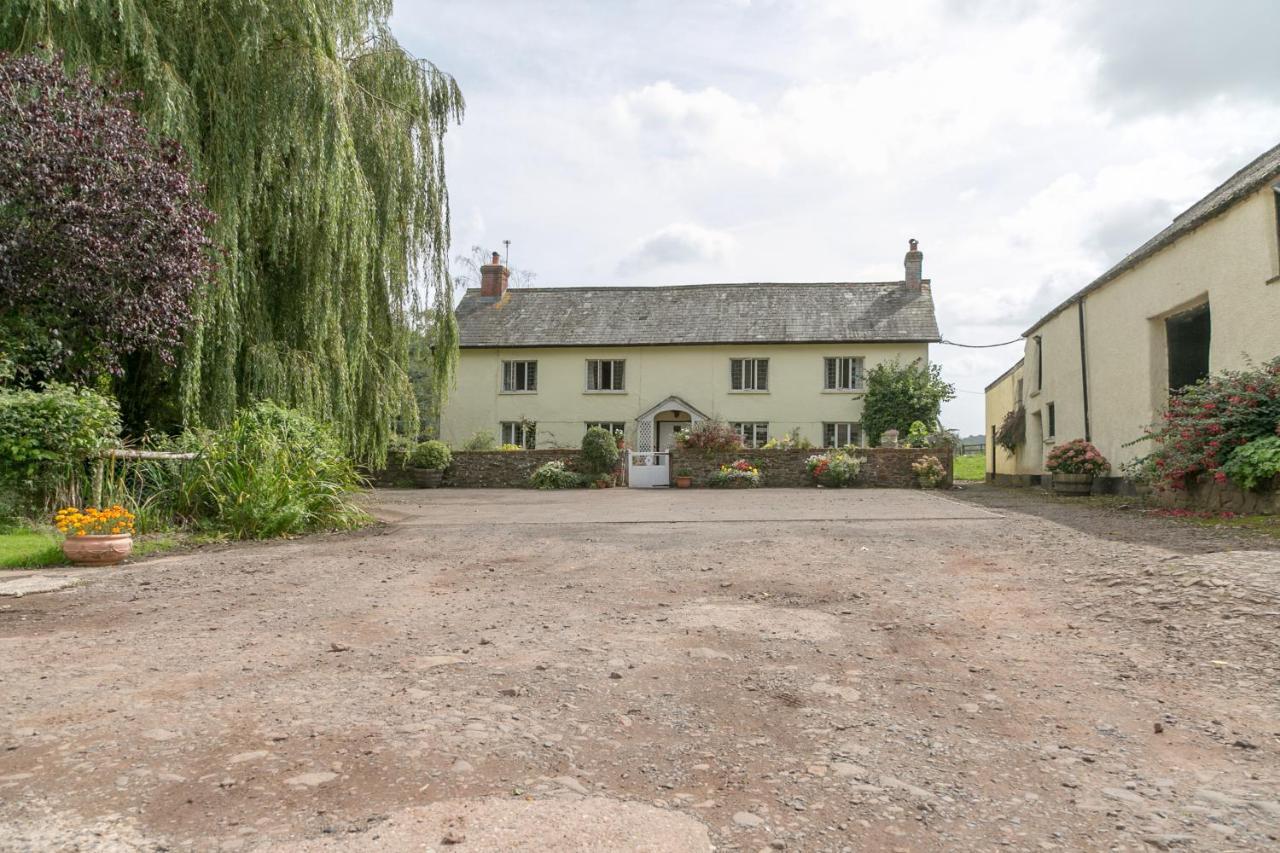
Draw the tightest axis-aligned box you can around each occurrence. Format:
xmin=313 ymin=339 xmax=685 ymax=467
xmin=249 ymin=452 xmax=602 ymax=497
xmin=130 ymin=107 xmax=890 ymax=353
xmin=0 ymin=51 xmax=214 ymax=386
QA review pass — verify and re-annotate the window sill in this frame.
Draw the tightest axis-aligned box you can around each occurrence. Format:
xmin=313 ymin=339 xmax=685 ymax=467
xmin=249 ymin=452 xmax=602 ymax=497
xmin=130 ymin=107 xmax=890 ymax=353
xmin=728 ymin=390 xmax=770 ymax=394
xmin=499 ymin=390 xmax=537 ymax=395
xmin=1028 ymin=389 xmax=1041 ymax=399
xmin=583 ymin=390 xmax=627 ymax=395
xmin=821 ymin=388 xmax=862 ymax=394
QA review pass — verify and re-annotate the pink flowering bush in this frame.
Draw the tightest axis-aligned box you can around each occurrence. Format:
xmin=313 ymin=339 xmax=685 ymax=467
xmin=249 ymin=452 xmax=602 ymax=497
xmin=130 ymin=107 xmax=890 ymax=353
xmin=1135 ymin=358 xmax=1280 ymax=490
xmin=1045 ymin=439 xmax=1110 ymax=476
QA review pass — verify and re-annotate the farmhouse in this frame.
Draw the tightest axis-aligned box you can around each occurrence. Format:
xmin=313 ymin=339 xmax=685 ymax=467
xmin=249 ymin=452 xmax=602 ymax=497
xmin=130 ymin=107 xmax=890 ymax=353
xmin=439 ymin=242 xmax=942 ymax=451
xmin=985 ymin=142 xmax=1280 ymax=484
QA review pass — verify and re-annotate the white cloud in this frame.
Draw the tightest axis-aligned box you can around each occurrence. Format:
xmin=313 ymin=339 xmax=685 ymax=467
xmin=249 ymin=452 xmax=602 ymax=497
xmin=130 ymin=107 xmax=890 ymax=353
xmin=390 ymin=0 xmax=1280 ymax=434
xmin=618 ymin=223 xmax=735 ymax=276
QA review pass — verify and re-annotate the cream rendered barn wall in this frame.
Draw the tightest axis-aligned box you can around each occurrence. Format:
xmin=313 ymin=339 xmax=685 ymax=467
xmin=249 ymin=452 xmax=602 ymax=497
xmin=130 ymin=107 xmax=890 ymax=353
xmin=439 ymin=342 xmax=930 ymax=449
xmin=1022 ymin=185 xmax=1280 ymax=473
xmin=984 ymin=359 xmax=1024 ymax=477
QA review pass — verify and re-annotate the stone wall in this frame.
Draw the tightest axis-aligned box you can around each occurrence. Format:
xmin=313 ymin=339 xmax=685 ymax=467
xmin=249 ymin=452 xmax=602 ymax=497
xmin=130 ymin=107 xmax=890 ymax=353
xmin=670 ymin=447 xmax=953 ymax=489
xmin=442 ymin=450 xmax=583 ymax=488
xmin=1151 ymin=474 xmax=1280 ymax=515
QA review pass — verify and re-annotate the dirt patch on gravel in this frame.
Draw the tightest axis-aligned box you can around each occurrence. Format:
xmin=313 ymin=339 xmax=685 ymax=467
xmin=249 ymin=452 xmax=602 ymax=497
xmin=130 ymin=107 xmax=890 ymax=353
xmin=1 ymin=486 xmax=1277 ymax=851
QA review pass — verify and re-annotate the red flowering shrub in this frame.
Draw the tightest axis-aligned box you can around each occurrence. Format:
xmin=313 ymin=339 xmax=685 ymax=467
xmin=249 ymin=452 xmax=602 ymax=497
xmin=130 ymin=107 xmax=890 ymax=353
xmin=1136 ymin=358 xmax=1280 ymax=490
xmin=676 ymin=419 xmax=743 ymax=452
xmin=1045 ymin=439 xmax=1110 ymax=476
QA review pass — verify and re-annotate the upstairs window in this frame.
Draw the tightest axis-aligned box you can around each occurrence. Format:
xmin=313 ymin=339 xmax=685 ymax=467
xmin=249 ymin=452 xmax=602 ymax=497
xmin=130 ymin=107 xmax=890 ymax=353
xmin=823 ymin=422 xmax=862 ymax=447
xmin=731 ymin=358 xmax=769 ymax=391
xmin=500 ymin=421 xmax=536 ymax=449
xmin=1167 ymin=302 xmax=1211 ymax=392
xmin=824 ymin=357 xmax=864 ymax=391
xmin=732 ymin=422 xmax=769 ymax=448
xmin=502 ymin=360 xmax=537 ymax=393
xmin=586 ymin=359 xmax=625 ymax=392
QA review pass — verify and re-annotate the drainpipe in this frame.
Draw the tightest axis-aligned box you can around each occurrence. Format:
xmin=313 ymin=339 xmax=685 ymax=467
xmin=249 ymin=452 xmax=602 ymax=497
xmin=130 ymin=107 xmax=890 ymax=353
xmin=1077 ymin=299 xmax=1092 ymax=443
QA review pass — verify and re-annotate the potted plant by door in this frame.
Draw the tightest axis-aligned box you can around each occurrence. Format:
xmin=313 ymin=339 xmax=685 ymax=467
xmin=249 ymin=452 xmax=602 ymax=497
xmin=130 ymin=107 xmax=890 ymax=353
xmin=1045 ymin=438 xmax=1109 ymax=495
xmin=55 ymin=505 xmax=135 ymax=566
xmin=674 ymin=468 xmax=693 ymax=488
xmin=407 ymin=440 xmax=452 ymax=488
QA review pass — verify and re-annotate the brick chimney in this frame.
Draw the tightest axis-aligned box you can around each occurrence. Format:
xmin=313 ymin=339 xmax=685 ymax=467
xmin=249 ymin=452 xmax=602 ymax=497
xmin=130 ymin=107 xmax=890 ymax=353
xmin=904 ymin=238 xmax=923 ymax=292
xmin=480 ymin=251 xmax=509 ymax=298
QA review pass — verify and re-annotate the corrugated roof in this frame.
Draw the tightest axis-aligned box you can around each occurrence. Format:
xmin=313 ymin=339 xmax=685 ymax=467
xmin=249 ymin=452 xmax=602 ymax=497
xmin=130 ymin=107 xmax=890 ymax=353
xmin=456 ymin=281 xmax=941 ymax=348
xmin=1025 ymin=141 xmax=1280 ymax=335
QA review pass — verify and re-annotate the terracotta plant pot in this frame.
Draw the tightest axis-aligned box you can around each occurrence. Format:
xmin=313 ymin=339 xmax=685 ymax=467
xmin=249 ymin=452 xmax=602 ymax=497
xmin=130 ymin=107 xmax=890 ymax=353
xmin=674 ymin=476 xmax=692 ymax=488
xmin=62 ymin=534 xmax=133 ymax=567
xmin=411 ymin=468 xmax=444 ymax=488
xmin=1052 ymin=472 xmax=1093 ymax=496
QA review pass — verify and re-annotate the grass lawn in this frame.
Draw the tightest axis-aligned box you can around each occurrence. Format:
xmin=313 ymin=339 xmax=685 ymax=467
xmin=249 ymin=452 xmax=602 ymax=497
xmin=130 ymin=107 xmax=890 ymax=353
xmin=953 ymin=453 xmax=986 ymax=481
xmin=0 ymin=529 xmax=65 ymax=569
xmin=0 ymin=529 xmax=187 ymax=569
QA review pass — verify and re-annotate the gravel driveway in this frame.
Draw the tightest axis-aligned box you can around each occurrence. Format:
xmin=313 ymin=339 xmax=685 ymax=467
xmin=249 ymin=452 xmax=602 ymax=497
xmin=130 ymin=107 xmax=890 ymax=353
xmin=1 ymin=486 xmax=1277 ymax=851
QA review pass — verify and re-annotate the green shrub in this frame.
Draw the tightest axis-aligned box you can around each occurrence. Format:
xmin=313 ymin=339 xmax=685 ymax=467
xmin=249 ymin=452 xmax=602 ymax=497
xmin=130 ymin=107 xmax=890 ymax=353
xmin=0 ymin=383 xmax=121 ymax=514
xmin=408 ymin=439 xmax=452 ymax=469
xmin=580 ymin=426 xmax=620 ymax=475
xmin=1222 ymin=436 xmax=1280 ymax=491
xmin=463 ymin=430 xmax=497 ymax=451
xmin=530 ymin=460 xmax=583 ymax=489
xmin=905 ymin=421 xmax=931 ymax=448
xmin=178 ymin=402 xmax=365 ymax=539
xmin=805 ymin=451 xmax=863 ymax=487
xmin=862 ymin=358 xmax=955 ymax=446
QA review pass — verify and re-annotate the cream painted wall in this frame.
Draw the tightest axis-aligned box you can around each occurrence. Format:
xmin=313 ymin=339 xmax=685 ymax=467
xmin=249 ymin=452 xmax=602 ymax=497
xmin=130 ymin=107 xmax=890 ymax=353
xmin=1009 ymin=184 xmax=1280 ymax=474
xmin=984 ymin=359 xmax=1024 ymax=477
xmin=439 ymin=342 xmax=930 ymax=449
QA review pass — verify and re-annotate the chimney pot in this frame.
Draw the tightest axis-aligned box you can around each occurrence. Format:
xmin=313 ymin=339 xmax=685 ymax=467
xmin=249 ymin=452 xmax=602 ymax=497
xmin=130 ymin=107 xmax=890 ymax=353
xmin=904 ymin=238 xmax=923 ymax=292
xmin=480 ymin=250 xmax=509 ymax=298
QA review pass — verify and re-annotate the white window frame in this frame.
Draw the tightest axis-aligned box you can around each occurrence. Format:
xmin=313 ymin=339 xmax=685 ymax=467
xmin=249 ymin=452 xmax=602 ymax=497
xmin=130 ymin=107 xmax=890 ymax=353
xmin=585 ymin=421 xmax=626 ymax=436
xmin=730 ymin=358 xmax=769 ymax=392
xmin=585 ymin=359 xmax=626 ymax=392
xmin=501 ymin=360 xmax=537 ymax=393
xmin=500 ymin=421 xmax=536 ymax=449
xmin=823 ymin=356 xmax=864 ymax=391
xmin=732 ymin=422 xmax=769 ymax=448
xmin=823 ymin=422 xmax=863 ymax=447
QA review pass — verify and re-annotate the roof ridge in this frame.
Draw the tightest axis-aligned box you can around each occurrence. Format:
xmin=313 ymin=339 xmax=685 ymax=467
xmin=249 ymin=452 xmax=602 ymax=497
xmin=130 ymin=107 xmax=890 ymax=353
xmin=463 ymin=280 xmax=928 ymax=293
xmin=1023 ymin=140 xmax=1280 ymax=336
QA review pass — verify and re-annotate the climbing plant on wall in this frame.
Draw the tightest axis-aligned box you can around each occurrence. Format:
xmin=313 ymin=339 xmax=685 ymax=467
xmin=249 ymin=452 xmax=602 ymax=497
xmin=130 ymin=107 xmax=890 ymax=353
xmin=0 ymin=2 xmax=464 ymax=464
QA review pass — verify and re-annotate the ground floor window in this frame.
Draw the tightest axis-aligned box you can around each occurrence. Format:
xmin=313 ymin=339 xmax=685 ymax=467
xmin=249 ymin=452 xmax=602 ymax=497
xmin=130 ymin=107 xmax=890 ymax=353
xmin=1166 ymin=302 xmax=1210 ymax=391
xmin=823 ymin=422 xmax=862 ymax=447
xmin=500 ymin=421 xmax=536 ymax=449
xmin=732 ymin=422 xmax=769 ymax=447
xmin=585 ymin=421 xmax=626 ymax=436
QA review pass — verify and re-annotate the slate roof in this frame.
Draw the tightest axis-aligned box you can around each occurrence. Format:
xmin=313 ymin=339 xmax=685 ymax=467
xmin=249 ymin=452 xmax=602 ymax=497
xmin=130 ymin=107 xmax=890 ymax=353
xmin=1026 ymin=141 xmax=1280 ymax=335
xmin=455 ymin=281 xmax=941 ymax=348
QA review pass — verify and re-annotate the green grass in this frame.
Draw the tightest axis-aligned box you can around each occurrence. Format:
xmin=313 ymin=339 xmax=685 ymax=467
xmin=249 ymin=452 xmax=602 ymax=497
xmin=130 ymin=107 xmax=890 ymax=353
xmin=0 ymin=530 xmax=65 ymax=569
xmin=0 ymin=529 xmax=188 ymax=569
xmin=953 ymin=453 xmax=986 ymax=481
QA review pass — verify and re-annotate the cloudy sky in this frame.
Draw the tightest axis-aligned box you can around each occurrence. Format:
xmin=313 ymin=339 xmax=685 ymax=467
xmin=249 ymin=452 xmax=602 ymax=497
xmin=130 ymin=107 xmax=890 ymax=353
xmin=391 ymin=0 xmax=1280 ymax=435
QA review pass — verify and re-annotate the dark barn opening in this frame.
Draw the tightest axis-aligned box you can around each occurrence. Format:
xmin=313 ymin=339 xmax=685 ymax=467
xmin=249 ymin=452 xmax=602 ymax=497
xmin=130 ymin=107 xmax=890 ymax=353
xmin=1166 ymin=302 xmax=1211 ymax=391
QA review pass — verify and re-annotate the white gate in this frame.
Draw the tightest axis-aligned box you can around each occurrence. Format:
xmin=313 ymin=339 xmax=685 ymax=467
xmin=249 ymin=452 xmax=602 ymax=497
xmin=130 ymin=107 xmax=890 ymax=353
xmin=626 ymin=450 xmax=670 ymax=488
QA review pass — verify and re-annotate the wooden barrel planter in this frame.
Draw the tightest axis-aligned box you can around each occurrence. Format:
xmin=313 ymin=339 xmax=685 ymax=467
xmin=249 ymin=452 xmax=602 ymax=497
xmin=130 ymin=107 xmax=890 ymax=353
xmin=411 ymin=468 xmax=444 ymax=488
xmin=1052 ymin=473 xmax=1094 ymax=496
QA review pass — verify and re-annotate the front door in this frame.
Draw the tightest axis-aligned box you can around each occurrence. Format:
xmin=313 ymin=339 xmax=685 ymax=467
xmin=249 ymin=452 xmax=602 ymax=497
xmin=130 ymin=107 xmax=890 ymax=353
xmin=658 ymin=422 xmax=688 ymax=451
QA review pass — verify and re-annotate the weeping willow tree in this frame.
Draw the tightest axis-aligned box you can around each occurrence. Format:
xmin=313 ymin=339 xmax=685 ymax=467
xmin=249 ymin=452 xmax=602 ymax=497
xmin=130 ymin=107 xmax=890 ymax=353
xmin=1 ymin=1 xmax=463 ymax=464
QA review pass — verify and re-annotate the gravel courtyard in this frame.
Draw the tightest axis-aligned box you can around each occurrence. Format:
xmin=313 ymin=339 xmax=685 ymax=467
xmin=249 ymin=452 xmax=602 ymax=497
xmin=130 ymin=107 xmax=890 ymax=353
xmin=2 ymin=486 xmax=1279 ymax=852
